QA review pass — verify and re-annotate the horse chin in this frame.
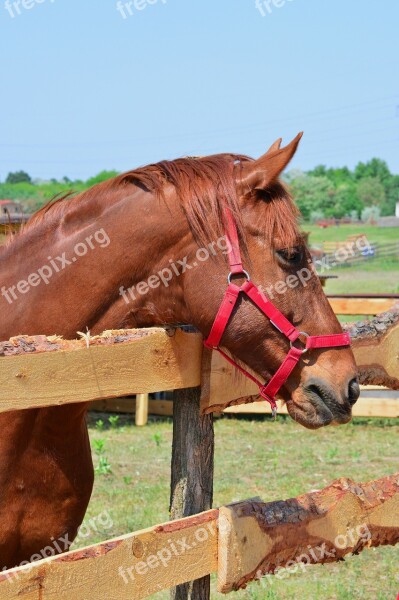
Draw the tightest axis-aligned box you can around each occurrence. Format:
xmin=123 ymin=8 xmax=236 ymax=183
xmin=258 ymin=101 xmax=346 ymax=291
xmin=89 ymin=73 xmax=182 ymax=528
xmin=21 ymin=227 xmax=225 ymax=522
xmin=284 ymin=391 xmax=352 ymax=430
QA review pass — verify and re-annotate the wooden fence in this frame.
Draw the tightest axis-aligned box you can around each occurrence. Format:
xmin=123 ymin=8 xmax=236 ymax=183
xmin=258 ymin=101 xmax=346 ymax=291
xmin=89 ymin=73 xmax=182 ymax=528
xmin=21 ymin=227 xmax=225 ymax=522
xmin=91 ymin=296 xmax=399 ymax=424
xmin=323 ymin=240 xmax=399 ymax=267
xmin=0 ymin=473 xmax=397 ymax=599
xmin=0 ymin=214 xmax=31 ymax=236
xmin=0 ymin=307 xmax=398 ymax=598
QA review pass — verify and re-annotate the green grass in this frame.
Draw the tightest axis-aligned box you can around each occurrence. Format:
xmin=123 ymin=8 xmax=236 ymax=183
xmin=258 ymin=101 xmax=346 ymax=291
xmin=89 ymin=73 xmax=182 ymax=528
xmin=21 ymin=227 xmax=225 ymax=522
xmin=79 ymin=414 xmax=399 ymax=600
xmin=304 ymin=223 xmax=399 ymax=245
xmin=323 ymin=266 xmax=399 ymax=295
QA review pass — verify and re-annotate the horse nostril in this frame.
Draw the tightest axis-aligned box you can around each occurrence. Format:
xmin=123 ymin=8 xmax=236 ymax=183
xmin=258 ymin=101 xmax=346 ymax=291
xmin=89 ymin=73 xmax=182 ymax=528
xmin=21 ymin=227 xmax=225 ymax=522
xmin=347 ymin=378 xmax=360 ymax=406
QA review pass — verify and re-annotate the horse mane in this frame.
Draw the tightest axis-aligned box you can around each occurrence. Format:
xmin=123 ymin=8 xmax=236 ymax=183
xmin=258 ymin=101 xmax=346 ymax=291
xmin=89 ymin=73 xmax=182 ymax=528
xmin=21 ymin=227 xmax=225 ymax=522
xmin=2 ymin=153 xmax=300 ymax=252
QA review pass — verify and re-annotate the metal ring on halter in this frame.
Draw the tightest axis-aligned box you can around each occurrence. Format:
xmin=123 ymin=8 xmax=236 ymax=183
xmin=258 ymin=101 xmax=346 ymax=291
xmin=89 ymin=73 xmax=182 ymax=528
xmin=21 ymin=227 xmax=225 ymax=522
xmin=290 ymin=331 xmax=309 ymax=354
xmin=227 ymin=270 xmax=250 ymax=284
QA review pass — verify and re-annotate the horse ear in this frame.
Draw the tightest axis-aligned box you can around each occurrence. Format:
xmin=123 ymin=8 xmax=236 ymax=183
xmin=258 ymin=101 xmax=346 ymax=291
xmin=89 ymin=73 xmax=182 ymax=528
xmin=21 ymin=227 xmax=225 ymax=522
xmin=237 ymin=132 xmax=303 ymax=192
xmin=265 ymin=137 xmax=282 ymax=155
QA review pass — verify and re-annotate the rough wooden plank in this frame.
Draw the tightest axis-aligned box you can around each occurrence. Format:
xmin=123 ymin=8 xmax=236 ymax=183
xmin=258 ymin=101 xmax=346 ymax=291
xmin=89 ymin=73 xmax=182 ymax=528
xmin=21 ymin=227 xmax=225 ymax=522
xmin=344 ymin=308 xmax=399 ymax=389
xmin=0 ymin=510 xmax=219 ymax=600
xmin=2 ymin=307 xmax=398 ymax=415
xmin=328 ymin=297 xmax=397 ymax=315
xmin=218 ymin=473 xmax=399 ymax=593
xmin=0 ymin=329 xmax=202 ymax=413
xmin=200 ymin=307 xmax=399 ymax=414
xmin=170 ymin=388 xmax=214 ymax=600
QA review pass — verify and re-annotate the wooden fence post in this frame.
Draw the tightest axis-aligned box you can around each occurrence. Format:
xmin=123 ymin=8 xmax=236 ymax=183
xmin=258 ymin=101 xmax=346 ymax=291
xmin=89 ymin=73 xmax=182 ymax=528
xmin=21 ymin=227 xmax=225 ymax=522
xmin=170 ymin=387 xmax=214 ymax=600
xmin=135 ymin=393 xmax=149 ymax=426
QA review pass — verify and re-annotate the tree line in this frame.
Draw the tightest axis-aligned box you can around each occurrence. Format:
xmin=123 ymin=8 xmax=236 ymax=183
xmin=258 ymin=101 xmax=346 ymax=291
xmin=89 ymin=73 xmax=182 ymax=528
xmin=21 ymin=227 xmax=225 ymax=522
xmin=286 ymin=158 xmax=398 ymax=221
xmin=1 ymin=158 xmax=398 ymax=221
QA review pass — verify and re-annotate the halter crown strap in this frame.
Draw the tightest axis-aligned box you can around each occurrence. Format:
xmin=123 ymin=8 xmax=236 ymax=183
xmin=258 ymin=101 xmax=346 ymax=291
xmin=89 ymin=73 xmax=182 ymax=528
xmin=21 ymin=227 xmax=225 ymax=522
xmin=224 ymin=207 xmax=245 ymax=274
xmin=204 ymin=207 xmax=351 ymax=417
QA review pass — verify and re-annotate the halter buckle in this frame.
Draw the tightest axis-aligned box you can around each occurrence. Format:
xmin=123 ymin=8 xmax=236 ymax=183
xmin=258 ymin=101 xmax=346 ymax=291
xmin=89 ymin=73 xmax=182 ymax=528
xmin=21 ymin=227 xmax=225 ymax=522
xmin=290 ymin=331 xmax=309 ymax=355
xmin=227 ymin=270 xmax=250 ymax=284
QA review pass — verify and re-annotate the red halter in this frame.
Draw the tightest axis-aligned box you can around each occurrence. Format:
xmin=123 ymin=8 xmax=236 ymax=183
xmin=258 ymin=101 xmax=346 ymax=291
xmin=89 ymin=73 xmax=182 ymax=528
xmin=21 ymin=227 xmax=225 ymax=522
xmin=204 ymin=209 xmax=351 ymax=418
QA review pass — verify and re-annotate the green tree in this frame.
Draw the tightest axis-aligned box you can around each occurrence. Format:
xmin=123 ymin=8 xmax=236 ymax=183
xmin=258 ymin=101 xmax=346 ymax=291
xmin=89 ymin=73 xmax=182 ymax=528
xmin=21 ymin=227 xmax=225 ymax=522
xmin=382 ymin=175 xmax=399 ymax=216
xmin=332 ymin=182 xmax=362 ymax=218
xmin=356 ymin=177 xmax=386 ymax=207
xmin=86 ymin=170 xmax=119 ymax=187
xmin=354 ymin=158 xmax=391 ymax=183
xmin=308 ymin=165 xmax=327 ymax=177
xmin=289 ymin=174 xmax=335 ymax=220
xmin=5 ymin=170 xmax=32 ymax=184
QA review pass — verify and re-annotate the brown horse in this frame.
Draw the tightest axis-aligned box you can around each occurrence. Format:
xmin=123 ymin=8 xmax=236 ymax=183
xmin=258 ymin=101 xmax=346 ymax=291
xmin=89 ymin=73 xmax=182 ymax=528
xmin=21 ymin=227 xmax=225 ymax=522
xmin=0 ymin=134 xmax=359 ymax=570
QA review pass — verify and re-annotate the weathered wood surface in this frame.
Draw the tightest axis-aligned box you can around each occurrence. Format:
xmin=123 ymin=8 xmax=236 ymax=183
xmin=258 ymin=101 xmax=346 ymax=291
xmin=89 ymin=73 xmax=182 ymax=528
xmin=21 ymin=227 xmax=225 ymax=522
xmin=0 ymin=510 xmax=219 ymax=600
xmin=0 ymin=329 xmax=202 ymax=413
xmin=170 ymin=388 xmax=214 ymax=600
xmin=217 ymin=472 xmax=399 ymax=593
xmin=201 ymin=306 xmax=399 ymax=414
xmin=344 ymin=307 xmax=399 ymax=389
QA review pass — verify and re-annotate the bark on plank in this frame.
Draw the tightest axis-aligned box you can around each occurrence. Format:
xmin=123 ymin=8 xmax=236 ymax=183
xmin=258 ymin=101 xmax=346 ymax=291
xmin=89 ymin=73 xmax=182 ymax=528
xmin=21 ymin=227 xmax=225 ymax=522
xmin=0 ymin=328 xmax=202 ymax=412
xmin=0 ymin=510 xmax=219 ymax=600
xmin=218 ymin=472 xmax=399 ymax=593
xmin=343 ymin=306 xmax=399 ymax=389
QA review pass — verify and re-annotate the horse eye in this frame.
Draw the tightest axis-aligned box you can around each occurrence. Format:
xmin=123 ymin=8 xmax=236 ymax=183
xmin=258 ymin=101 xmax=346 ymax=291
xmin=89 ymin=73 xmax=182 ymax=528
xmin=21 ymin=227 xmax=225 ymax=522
xmin=276 ymin=247 xmax=303 ymax=265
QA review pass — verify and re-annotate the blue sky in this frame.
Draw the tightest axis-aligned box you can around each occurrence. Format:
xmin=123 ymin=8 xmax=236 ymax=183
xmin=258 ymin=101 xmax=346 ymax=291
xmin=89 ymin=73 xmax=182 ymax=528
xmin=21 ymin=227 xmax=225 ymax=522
xmin=1 ymin=0 xmax=398 ymax=180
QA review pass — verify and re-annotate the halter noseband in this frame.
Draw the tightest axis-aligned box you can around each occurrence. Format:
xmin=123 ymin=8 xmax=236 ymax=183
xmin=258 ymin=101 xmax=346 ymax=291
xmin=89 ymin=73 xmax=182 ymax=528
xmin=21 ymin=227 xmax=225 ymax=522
xmin=204 ymin=209 xmax=350 ymax=418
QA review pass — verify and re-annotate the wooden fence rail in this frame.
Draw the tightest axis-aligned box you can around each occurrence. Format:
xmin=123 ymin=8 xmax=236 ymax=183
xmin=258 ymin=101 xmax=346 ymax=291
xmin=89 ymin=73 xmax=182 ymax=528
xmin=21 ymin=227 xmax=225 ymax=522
xmin=0 ymin=473 xmax=397 ymax=599
xmin=323 ymin=241 xmax=399 ymax=267
xmin=0 ymin=329 xmax=202 ymax=413
xmin=328 ymin=295 xmax=399 ymax=315
xmin=1 ymin=307 xmax=398 ymax=416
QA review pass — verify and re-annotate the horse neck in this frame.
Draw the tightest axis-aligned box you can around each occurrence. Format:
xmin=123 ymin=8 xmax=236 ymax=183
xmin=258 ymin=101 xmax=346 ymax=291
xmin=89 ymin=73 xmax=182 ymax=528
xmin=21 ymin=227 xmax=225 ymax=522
xmin=0 ymin=184 xmax=192 ymax=340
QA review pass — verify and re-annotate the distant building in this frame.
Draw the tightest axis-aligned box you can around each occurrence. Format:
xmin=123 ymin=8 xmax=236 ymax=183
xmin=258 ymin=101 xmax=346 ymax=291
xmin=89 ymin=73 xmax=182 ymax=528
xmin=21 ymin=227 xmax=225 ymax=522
xmin=0 ymin=200 xmax=31 ymax=235
xmin=377 ymin=201 xmax=399 ymax=227
xmin=0 ymin=199 xmax=23 ymax=214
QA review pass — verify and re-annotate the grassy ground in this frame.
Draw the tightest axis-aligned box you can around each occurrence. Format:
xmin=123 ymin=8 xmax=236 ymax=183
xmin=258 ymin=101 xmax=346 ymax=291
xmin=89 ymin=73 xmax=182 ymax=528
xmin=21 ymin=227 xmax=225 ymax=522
xmin=305 ymin=224 xmax=399 ymax=245
xmin=79 ymin=413 xmax=399 ymax=600
xmin=323 ymin=266 xmax=399 ymax=295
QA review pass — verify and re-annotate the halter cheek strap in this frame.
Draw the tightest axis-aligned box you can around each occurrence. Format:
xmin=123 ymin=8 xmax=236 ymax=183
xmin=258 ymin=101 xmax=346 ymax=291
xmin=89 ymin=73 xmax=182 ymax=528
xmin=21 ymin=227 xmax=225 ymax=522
xmin=204 ymin=209 xmax=351 ymax=418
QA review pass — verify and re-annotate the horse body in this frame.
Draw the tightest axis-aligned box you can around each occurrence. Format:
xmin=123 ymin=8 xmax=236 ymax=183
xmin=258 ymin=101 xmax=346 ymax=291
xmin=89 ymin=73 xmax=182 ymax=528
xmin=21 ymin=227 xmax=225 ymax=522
xmin=0 ymin=181 xmax=189 ymax=569
xmin=0 ymin=404 xmax=92 ymax=568
xmin=0 ymin=136 xmax=360 ymax=569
